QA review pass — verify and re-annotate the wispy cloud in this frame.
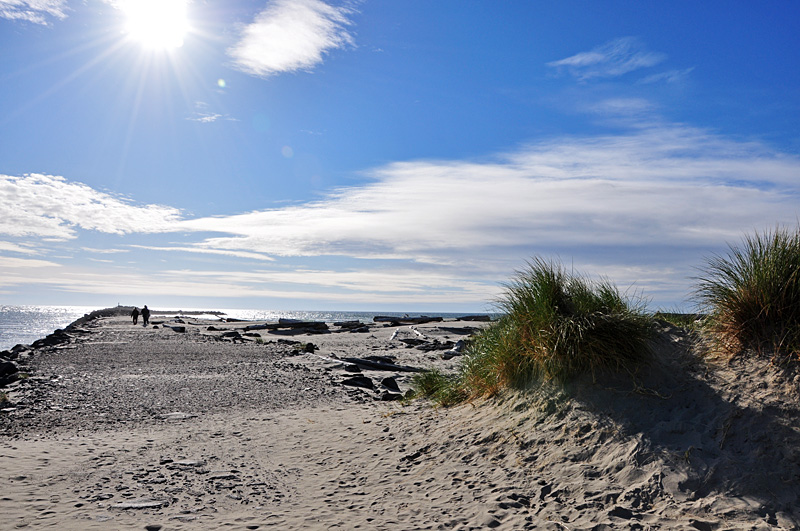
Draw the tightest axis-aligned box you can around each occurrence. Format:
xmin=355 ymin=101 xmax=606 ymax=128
xmin=187 ymin=112 xmax=223 ymax=123
xmin=129 ymin=245 xmax=275 ymax=261
xmin=0 ymin=0 xmax=67 ymax=25
xmin=0 ymin=240 xmax=38 ymax=254
xmin=638 ymin=67 xmax=695 ymax=85
xmin=582 ymin=97 xmax=657 ymax=117
xmin=186 ymin=102 xmax=236 ymax=123
xmin=81 ymin=247 xmax=129 ymax=254
xmin=0 ymin=173 xmax=182 ymax=239
xmin=0 ymin=255 xmax=60 ymax=268
xmin=548 ymin=37 xmax=666 ymax=81
xmin=227 ymin=0 xmax=355 ymax=77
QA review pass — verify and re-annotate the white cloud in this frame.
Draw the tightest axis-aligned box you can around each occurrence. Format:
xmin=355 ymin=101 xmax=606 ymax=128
xmin=82 ymin=247 xmax=129 ymax=254
xmin=548 ymin=37 xmax=666 ymax=81
xmin=227 ymin=0 xmax=355 ymax=77
xmin=129 ymin=245 xmax=275 ymax=261
xmin=0 ymin=255 xmax=60 ymax=268
xmin=0 ymin=240 xmax=38 ymax=254
xmin=188 ymin=112 xmax=223 ymax=123
xmin=179 ymin=124 xmax=800 ymax=262
xmin=0 ymin=0 xmax=67 ymax=25
xmin=0 ymin=173 xmax=183 ymax=239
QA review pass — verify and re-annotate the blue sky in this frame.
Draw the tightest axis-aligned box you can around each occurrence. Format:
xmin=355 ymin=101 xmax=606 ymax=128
xmin=1 ymin=0 xmax=799 ymax=312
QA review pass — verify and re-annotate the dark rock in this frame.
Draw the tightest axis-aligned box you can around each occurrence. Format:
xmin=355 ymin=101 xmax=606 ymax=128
xmin=341 ymin=376 xmax=374 ymax=390
xmin=365 ymin=355 xmax=396 ymax=364
xmin=342 ymin=357 xmax=424 ymax=373
xmin=334 ymin=320 xmax=362 ymax=328
xmin=0 ymin=360 xmax=18 ymax=377
xmin=31 ymin=331 xmax=71 ymax=349
xmin=398 ymin=338 xmax=427 ymax=347
xmin=608 ymin=506 xmax=638 ymax=520
xmin=689 ymin=520 xmax=716 ymax=531
xmin=344 ymin=364 xmax=361 ymax=373
xmin=379 ymin=391 xmax=403 ymax=401
xmin=0 ymin=373 xmax=20 ymax=387
xmin=170 ymin=326 xmax=186 ymax=333
xmin=380 ymin=377 xmax=400 ymax=392
xmin=416 ymin=340 xmax=455 ymax=352
xmin=277 ymin=339 xmax=302 ymax=345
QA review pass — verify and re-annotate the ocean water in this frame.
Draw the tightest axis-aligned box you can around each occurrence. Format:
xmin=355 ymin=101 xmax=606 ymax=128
xmin=0 ymin=305 xmax=490 ymax=351
xmin=0 ymin=305 xmax=96 ymax=351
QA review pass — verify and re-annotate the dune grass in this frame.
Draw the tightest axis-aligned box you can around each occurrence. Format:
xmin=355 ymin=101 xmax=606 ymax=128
xmin=694 ymin=226 xmax=800 ymax=358
xmin=415 ymin=258 xmax=654 ymax=405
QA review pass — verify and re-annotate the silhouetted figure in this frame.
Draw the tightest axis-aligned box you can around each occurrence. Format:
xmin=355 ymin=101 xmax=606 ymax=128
xmin=131 ymin=307 xmax=140 ymax=325
xmin=141 ymin=305 xmax=151 ymax=327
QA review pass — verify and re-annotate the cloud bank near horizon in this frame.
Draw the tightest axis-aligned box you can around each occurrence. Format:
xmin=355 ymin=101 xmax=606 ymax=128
xmin=2 ymin=123 xmax=799 ymax=308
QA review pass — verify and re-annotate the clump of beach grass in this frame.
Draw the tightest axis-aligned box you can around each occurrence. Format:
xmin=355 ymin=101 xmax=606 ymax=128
xmin=415 ymin=257 xmax=654 ymax=405
xmin=694 ymin=226 xmax=800 ymax=358
xmin=412 ymin=369 xmax=467 ymax=407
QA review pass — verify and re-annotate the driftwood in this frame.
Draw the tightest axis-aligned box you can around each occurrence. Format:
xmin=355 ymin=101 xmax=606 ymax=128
xmin=244 ymin=320 xmax=329 ymax=332
xmin=437 ymin=326 xmax=480 ymax=336
xmin=373 ymin=316 xmax=443 ymax=325
xmin=341 ymin=357 xmax=425 ymax=373
xmin=456 ymin=315 xmax=492 ymax=322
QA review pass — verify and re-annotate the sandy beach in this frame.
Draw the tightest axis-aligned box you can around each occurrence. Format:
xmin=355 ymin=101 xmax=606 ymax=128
xmin=2 ymin=310 xmax=799 ymax=530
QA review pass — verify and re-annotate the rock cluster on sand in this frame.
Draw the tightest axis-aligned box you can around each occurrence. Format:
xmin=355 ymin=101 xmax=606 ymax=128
xmin=1 ymin=310 xmax=799 ymax=529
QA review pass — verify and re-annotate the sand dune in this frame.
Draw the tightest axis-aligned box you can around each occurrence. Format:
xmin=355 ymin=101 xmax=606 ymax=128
xmin=1 ymin=314 xmax=798 ymax=529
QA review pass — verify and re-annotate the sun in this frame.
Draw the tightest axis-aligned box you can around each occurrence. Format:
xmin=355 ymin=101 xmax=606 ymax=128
xmin=120 ymin=0 xmax=189 ymax=50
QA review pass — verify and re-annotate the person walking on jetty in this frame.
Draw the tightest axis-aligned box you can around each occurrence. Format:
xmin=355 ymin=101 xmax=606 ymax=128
xmin=131 ymin=307 xmax=140 ymax=325
xmin=141 ymin=305 xmax=151 ymax=327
